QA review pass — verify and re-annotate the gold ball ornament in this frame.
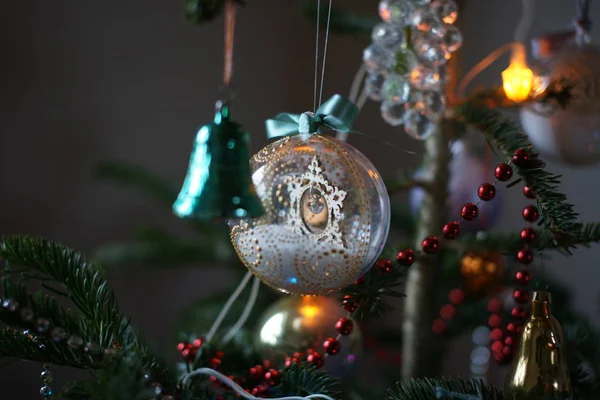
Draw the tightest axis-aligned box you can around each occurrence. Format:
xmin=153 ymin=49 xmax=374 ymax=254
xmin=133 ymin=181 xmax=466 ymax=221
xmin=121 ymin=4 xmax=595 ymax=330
xmin=229 ymin=134 xmax=390 ymax=295
xmin=521 ymin=42 xmax=600 ymax=165
xmin=254 ymin=295 xmax=362 ymax=375
xmin=460 ymin=251 xmax=504 ymax=295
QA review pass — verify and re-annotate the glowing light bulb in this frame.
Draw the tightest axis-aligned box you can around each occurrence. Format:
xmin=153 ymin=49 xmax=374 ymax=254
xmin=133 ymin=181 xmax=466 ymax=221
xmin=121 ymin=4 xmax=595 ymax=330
xmin=502 ymin=62 xmax=533 ymax=102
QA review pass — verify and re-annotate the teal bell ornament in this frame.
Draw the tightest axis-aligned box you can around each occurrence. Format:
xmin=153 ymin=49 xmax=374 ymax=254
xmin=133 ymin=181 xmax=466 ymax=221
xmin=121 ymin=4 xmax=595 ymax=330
xmin=173 ymin=100 xmax=264 ymax=220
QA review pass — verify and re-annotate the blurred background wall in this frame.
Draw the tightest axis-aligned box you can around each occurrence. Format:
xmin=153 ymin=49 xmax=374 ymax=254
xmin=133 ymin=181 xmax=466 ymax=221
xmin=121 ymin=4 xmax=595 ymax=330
xmin=1 ymin=1 xmax=599 ymax=398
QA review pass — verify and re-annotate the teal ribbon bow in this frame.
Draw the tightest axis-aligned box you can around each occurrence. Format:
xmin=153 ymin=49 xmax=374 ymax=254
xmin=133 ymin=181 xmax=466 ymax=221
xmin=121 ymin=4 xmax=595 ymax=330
xmin=265 ymin=94 xmax=358 ymax=139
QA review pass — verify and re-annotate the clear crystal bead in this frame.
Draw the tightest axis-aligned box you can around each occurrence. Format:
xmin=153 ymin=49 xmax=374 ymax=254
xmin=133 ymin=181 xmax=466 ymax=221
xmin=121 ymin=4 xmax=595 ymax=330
xmin=20 ymin=308 xmax=34 ymax=322
xmin=432 ymin=0 xmax=459 ymax=24
xmin=413 ymin=34 xmax=449 ymax=67
xmin=393 ymin=48 xmax=419 ymax=76
xmin=411 ymin=7 xmax=441 ymax=32
xmin=41 ymin=370 xmax=54 ymax=384
xmin=151 ymin=382 xmax=163 ymax=395
xmin=382 ymin=74 xmax=411 ymax=103
xmin=409 ymin=64 xmax=442 ymax=90
xmin=36 ymin=318 xmax=50 ymax=333
xmin=372 ymin=23 xmax=405 ymax=50
xmin=381 ymin=101 xmax=407 ymax=126
xmin=50 ymin=327 xmax=66 ymax=342
xmin=363 ymin=44 xmax=395 ymax=73
xmin=419 ymin=91 xmax=446 ymax=118
xmin=379 ymin=0 xmax=414 ymax=26
xmin=40 ymin=385 xmax=53 ymax=396
xmin=365 ymin=73 xmax=386 ymax=101
xmin=2 ymin=298 xmax=18 ymax=312
xmin=404 ymin=109 xmax=437 ymax=140
xmin=433 ymin=24 xmax=463 ymax=53
xmin=67 ymin=335 xmax=84 ymax=349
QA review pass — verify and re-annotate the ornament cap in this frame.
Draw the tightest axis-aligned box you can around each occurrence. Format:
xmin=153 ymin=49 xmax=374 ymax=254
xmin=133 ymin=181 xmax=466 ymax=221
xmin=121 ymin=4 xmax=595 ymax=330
xmin=530 ymin=290 xmax=551 ymax=318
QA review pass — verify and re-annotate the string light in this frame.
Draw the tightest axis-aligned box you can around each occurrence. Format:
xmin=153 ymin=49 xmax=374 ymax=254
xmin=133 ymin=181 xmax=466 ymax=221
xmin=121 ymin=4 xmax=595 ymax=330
xmin=502 ymin=43 xmax=533 ymax=102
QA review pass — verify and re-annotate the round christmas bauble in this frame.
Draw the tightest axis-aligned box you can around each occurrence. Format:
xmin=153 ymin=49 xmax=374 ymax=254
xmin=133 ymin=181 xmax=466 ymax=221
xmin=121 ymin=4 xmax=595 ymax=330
xmin=230 ymin=134 xmax=390 ymax=295
xmin=520 ymin=43 xmax=600 ymax=166
xmin=460 ymin=251 xmax=505 ymax=295
xmin=254 ymin=296 xmax=362 ymax=376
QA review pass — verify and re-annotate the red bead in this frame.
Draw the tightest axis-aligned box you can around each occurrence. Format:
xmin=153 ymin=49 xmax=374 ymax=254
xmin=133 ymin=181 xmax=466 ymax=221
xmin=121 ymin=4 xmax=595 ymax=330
xmin=488 ymin=299 xmax=502 ymax=313
xmin=504 ymin=335 xmax=517 ymax=347
xmin=488 ymin=314 xmax=501 ymax=328
xmin=249 ymin=365 xmax=264 ymax=380
xmin=432 ymin=318 xmax=447 ymax=335
xmin=511 ymin=306 xmax=527 ymax=319
xmin=285 ymin=357 xmax=300 ymax=367
xmin=307 ymin=352 xmax=324 ymax=368
xmin=210 ymin=357 xmax=221 ymax=369
xmin=512 ymin=149 xmax=530 ymax=167
xmin=396 ymin=249 xmax=415 ymax=266
xmin=342 ymin=295 xmax=358 ymax=313
xmin=494 ymin=163 xmax=513 ymax=181
xmin=442 ymin=221 xmax=460 ymax=239
xmin=251 ymin=385 xmax=267 ymax=397
xmin=215 ymin=350 xmax=224 ymax=359
xmin=176 ymin=342 xmax=186 ymax=352
xmin=323 ymin=338 xmax=341 ymax=355
xmin=491 ymin=340 xmax=503 ymax=353
xmin=502 ymin=345 xmax=515 ymax=356
xmin=513 ymin=289 xmax=530 ymax=304
xmin=520 ymin=227 xmax=537 ymax=244
xmin=448 ymin=288 xmax=464 ymax=305
xmin=478 ymin=183 xmax=496 ymax=201
xmin=354 ymin=276 xmax=365 ymax=285
xmin=421 ymin=236 xmax=440 ymax=254
xmin=523 ymin=185 xmax=536 ymax=199
xmin=335 ymin=318 xmax=354 ymax=336
xmin=440 ymin=304 xmax=456 ymax=320
xmin=522 ymin=205 xmax=540 ymax=222
xmin=262 ymin=359 xmax=272 ymax=369
xmin=461 ymin=203 xmax=479 ymax=221
xmin=264 ymin=369 xmax=280 ymax=386
xmin=490 ymin=328 xmax=503 ymax=341
xmin=507 ymin=321 xmax=523 ymax=333
xmin=375 ymin=259 xmax=393 ymax=274
xmin=515 ymin=270 xmax=531 ymax=285
xmin=517 ymin=249 xmax=534 ymax=265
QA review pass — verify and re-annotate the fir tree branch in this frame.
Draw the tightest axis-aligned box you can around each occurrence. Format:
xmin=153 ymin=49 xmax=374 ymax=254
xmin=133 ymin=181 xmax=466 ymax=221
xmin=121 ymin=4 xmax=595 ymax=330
xmin=273 ymin=363 xmax=348 ymax=400
xmin=456 ymin=103 xmax=581 ymax=249
xmin=388 ymin=378 xmax=503 ymax=400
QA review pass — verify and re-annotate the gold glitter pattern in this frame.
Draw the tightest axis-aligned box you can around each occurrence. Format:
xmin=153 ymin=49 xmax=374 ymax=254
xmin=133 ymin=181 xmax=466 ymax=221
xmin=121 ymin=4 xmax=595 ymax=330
xmin=230 ymin=134 xmax=390 ymax=295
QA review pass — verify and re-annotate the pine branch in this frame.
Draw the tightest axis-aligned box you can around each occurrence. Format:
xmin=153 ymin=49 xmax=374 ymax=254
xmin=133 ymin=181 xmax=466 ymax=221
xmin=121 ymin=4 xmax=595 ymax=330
xmin=457 ymin=103 xmax=581 ymax=249
xmin=388 ymin=378 xmax=503 ymax=400
xmin=273 ymin=363 xmax=348 ymax=399
xmin=302 ymin=2 xmax=378 ymax=35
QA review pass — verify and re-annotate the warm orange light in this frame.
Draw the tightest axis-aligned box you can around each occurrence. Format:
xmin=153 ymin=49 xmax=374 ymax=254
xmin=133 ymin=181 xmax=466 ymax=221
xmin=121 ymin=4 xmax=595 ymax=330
xmin=300 ymin=305 xmax=319 ymax=319
xmin=502 ymin=62 xmax=533 ymax=102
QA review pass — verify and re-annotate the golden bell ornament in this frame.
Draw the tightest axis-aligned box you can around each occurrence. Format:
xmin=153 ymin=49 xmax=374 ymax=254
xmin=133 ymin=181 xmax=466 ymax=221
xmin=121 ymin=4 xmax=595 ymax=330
xmin=505 ymin=291 xmax=572 ymax=399
xmin=460 ymin=251 xmax=504 ymax=295
xmin=254 ymin=295 xmax=362 ymax=377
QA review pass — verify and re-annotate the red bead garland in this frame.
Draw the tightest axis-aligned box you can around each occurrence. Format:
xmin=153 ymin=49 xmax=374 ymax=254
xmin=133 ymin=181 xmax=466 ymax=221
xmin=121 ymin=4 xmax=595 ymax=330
xmin=461 ymin=203 xmax=479 ymax=221
xmin=307 ymin=352 xmax=324 ymax=368
xmin=335 ymin=318 xmax=354 ymax=336
xmin=494 ymin=163 xmax=513 ymax=181
xmin=522 ymin=205 xmax=540 ymax=222
xmin=421 ymin=236 xmax=440 ymax=254
xmin=323 ymin=337 xmax=341 ymax=355
xmin=396 ymin=249 xmax=415 ymax=266
xmin=442 ymin=221 xmax=460 ymax=239
xmin=478 ymin=183 xmax=496 ymax=201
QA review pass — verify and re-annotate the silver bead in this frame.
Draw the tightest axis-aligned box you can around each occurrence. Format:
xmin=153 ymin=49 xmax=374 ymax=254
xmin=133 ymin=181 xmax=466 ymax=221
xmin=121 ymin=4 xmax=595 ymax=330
xmin=382 ymin=74 xmax=411 ymax=103
xmin=379 ymin=0 xmax=414 ymax=26
xmin=411 ymin=7 xmax=441 ymax=32
xmin=20 ymin=308 xmax=34 ymax=322
xmin=371 ymin=22 xmax=405 ymax=50
xmin=404 ymin=109 xmax=437 ymax=140
xmin=432 ymin=0 xmax=459 ymax=24
xmin=363 ymin=44 xmax=395 ymax=73
xmin=2 ymin=298 xmax=18 ymax=312
xmin=41 ymin=370 xmax=54 ymax=384
xmin=365 ymin=73 xmax=386 ymax=101
xmin=67 ymin=335 xmax=83 ymax=349
xmin=40 ymin=385 xmax=53 ymax=397
xmin=50 ymin=327 xmax=66 ymax=342
xmin=36 ymin=318 xmax=50 ymax=333
xmin=409 ymin=64 xmax=442 ymax=91
xmin=381 ymin=101 xmax=407 ymax=126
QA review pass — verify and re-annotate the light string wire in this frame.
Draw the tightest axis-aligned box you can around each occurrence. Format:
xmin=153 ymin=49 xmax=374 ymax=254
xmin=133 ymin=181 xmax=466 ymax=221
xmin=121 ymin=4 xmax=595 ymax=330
xmin=313 ymin=0 xmax=321 ymax=112
xmin=182 ymin=368 xmax=335 ymax=400
xmin=318 ymin=0 xmax=334 ymax=108
xmin=221 ymin=276 xmax=261 ymax=344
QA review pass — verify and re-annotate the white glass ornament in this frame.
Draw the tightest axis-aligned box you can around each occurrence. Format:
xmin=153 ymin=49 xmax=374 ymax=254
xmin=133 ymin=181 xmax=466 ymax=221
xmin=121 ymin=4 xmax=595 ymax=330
xmin=365 ymin=73 xmax=386 ymax=101
xmin=520 ymin=43 xmax=600 ymax=166
xmin=403 ymin=108 xmax=436 ymax=140
xmin=394 ymin=48 xmax=419 ymax=77
xmin=372 ymin=22 xmax=405 ymax=50
xmin=381 ymin=101 xmax=407 ymax=126
xmin=433 ymin=24 xmax=463 ymax=53
xmin=382 ymin=74 xmax=411 ymax=103
xmin=230 ymin=134 xmax=391 ymax=295
xmin=411 ymin=7 xmax=441 ymax=32
xmin=363 ymin=44 xmax=395 ymax=73
xmin=413 ymin=34 xmax=450 ymax=67
xmin=432 ymin=0 xmax=458 ymax=24
xmin=409 ymin=64 xmax=442 ymax=91
xmin=379 ymin=0 xmax=414 ymax=26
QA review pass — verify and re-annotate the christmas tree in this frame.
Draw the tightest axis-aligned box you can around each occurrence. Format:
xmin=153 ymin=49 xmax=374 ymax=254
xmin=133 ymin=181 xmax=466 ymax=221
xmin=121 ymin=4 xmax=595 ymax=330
xmin=2 ymin=0 xmax=600 ymax=399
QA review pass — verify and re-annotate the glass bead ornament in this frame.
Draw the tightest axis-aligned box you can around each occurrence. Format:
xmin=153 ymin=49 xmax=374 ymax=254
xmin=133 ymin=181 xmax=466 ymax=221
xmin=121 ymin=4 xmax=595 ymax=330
xmin=363 ymin=44 xmax=395 ymax=73
xmin=254 ymin=296 xmax=362 ymax=377
xmin=379 ymin=0 xmax=414 ymax=26
xmin=433 ymin=24 xmax=463 ymax=53
xmin=414 ymin=90 xmax=446 ymax=118
xmin=409 ymin=64 xmax=442 ymax=91
xmin=520 ymin=41 xmax=600 ymax=166
xmin=413 ymin=34 xmax=449 ymax=67
xmin=381 ymin=101 xmax=407 ymax=126
xmin=432 ymin=0 xmax=458 ymax=24
xmin=394 ymin=48 xmax=419 ymax=76
xmin=411 ymin=7 xmax=441 ymax=32
xmin=381 ymin=74 xmax=411 ymax=103
xmin=403 ymin=109 xmax=436 ymax=140
xmin=365 ymin=73 xmax=386 ymax=101
xmin=229 ymin=134 xmax=390 ymax=295
xmin=372 ymin=22 xmax=405 ymax=50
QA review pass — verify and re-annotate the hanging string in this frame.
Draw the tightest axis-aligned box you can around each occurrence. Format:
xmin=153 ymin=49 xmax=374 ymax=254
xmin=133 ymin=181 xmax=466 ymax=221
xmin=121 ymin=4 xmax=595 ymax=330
xmin=221 ymin=276 xmax=261 ymax=344
xmin=318 ymin=0 xmax=334 ymax=108
xmin=313 ymin=0 xmax=321 ymax=112
xmin=223 ymin=0 xmax=237 ymax=86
